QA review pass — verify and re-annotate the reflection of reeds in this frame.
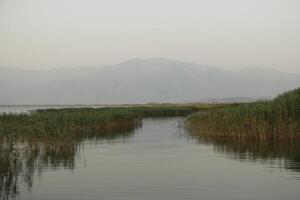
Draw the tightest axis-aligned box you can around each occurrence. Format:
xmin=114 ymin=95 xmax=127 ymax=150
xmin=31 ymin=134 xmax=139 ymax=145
xmin=0 ymin=142 xmax=21 ymax=200
xmin=189 ymin=135 xmax=300 ymax=172
xmin=186 ymin=88 xmax=300 ymax=141
xmin=0 ymin=128 xmax=135 ymax=200
xmin=0 ymin=105 xmax=204 ymax=200
xmin=0 ymin=140 xmax=79 ymax=200
xmin=0 ymin=105 xmax=216 ymax=200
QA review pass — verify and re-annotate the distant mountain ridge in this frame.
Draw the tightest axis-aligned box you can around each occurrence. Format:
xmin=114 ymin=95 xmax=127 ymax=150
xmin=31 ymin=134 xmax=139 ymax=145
xmin=0 ymin=58 xmax=299 ymax=105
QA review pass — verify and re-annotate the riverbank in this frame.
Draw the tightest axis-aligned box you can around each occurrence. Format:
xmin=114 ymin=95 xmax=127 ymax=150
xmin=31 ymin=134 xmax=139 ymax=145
xmin=0 ymin=104 xmax=220 ymax=141
xmin=186 ymin=88 xmax=300 ymax=141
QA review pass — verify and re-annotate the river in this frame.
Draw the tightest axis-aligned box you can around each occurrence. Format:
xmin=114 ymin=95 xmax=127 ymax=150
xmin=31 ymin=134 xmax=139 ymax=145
xmin=1 ymin=117 xmax=300 ymax=200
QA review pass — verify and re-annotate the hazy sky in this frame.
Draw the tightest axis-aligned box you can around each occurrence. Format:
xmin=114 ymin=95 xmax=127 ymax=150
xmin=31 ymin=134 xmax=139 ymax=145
xmin=0 ymin=0 xmax=299 ymax=73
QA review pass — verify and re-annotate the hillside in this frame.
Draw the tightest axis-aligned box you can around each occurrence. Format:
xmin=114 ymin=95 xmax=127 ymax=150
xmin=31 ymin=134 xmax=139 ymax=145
xmin=1 ymin=58 xmax=300 ymax=104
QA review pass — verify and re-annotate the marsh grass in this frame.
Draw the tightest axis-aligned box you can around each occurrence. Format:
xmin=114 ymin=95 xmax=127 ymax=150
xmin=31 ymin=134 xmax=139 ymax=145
xmin=0 ymin=104 xmax=209 ymax=200
xmin=0 ymin=127 xmax=138 ymax=200
xmin=0 ymin=105 xmax=202 ymax=140
xmin=186 ymin=88 xmax=300 ymax=141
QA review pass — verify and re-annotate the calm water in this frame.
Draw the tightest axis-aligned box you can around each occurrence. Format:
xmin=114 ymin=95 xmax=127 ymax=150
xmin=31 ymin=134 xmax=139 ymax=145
xmin=1 ymin=117 xmax=300 ymax=200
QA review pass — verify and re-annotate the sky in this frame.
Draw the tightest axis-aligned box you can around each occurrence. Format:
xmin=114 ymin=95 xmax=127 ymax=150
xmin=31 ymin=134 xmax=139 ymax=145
xmin=0 ymin=0 xmax=299 ymax=73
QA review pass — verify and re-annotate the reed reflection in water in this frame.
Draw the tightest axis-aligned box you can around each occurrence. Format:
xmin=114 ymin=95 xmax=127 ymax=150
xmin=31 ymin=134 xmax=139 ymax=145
xmin=0 ymin=128 xmax=136 ymax=200
xmin=1 ymin=118 xmax=300 ymax=200
xmin=187 ymin=134 xmax=300 ymax=173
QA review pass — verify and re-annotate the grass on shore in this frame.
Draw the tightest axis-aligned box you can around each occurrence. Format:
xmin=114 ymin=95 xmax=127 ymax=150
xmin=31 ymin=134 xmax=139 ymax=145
xmin=0 ymin=104 xmax=218 ymax=141
xmin=186 ymin=88 xmax=300 ymax=141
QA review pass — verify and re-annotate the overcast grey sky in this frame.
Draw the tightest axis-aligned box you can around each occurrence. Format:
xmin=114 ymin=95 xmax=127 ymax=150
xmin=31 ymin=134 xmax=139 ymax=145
xmin=0 ymin=0 xmax=299 ymax=73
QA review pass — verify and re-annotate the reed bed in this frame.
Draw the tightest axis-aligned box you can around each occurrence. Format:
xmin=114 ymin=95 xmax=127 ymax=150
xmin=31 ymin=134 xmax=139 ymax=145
xmin=0 ymin=104 xmax=217 ymax=200
xmin=0 ymin=105 xmax=202 ymax=140
xmin=186 ymin=88 xmax=300 ymax=141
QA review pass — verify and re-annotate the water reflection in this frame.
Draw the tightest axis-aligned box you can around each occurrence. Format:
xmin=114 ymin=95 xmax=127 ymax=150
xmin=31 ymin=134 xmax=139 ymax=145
xmin=188 ymin=135 xmax=300 ymax=172
xmin=1 ymin=118 xmax=300 ymax=200
xmin=0 ymin=129 xmax=135 ymax=200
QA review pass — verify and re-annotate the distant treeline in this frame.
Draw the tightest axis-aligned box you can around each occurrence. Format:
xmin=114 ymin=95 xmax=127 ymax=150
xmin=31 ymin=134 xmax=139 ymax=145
xmin=186 ymin=88 xmax=300 ymax=141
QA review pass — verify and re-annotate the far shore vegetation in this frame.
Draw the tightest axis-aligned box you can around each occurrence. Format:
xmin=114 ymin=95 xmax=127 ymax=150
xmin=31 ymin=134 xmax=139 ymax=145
xmin=1 ymin=87 xmax=299 ymax=143
xmin=0 ymin=104 xmax=220 ymax=141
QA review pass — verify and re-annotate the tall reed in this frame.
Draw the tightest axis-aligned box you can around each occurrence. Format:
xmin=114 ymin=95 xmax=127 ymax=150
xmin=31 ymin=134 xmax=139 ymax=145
xmin=186 ymin=88 xmax=300 ymax=141
xmin=0 ymin=105 xmax=201 ymax=140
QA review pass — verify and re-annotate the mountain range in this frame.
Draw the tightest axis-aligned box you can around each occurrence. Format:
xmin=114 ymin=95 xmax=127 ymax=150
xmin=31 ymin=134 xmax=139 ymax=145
xmin=1 ymin=58 xmax=299 ymax=105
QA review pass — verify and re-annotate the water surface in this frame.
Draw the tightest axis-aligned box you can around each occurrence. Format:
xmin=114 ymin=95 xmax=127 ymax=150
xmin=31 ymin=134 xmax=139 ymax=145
xmin=1 ymin=118 xmax=300 ymax=200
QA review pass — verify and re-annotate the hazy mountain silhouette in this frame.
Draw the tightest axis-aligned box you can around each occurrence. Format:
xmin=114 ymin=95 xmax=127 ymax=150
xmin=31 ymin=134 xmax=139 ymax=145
xmin=1 ymin=58 xmax=299 ymax=105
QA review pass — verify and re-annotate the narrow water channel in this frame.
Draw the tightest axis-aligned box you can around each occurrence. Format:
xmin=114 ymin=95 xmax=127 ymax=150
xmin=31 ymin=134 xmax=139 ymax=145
xmin=2 ymin=117 xmax=300 ymax=200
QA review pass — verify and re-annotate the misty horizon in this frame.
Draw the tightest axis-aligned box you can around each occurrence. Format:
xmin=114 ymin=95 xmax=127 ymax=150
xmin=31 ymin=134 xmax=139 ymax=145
xmin=1 ymin=0 xmax=300 ymax=73
xmin=1 ymin=57 xmax=300 ymax=76
xmin=0 ymin=57 xmax=300 ymax=78
xmin=1 ymin=0 xmax=300 ymax=104
xmin=1 ymin=58 xmax=299 ymax=105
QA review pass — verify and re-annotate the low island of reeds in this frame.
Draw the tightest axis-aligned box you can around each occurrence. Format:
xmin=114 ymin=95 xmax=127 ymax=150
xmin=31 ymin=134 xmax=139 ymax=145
xmin=186 ymin=88 xmax=300 ymax=141
xmin=0 ymin=104 xmax=219 ymax=141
